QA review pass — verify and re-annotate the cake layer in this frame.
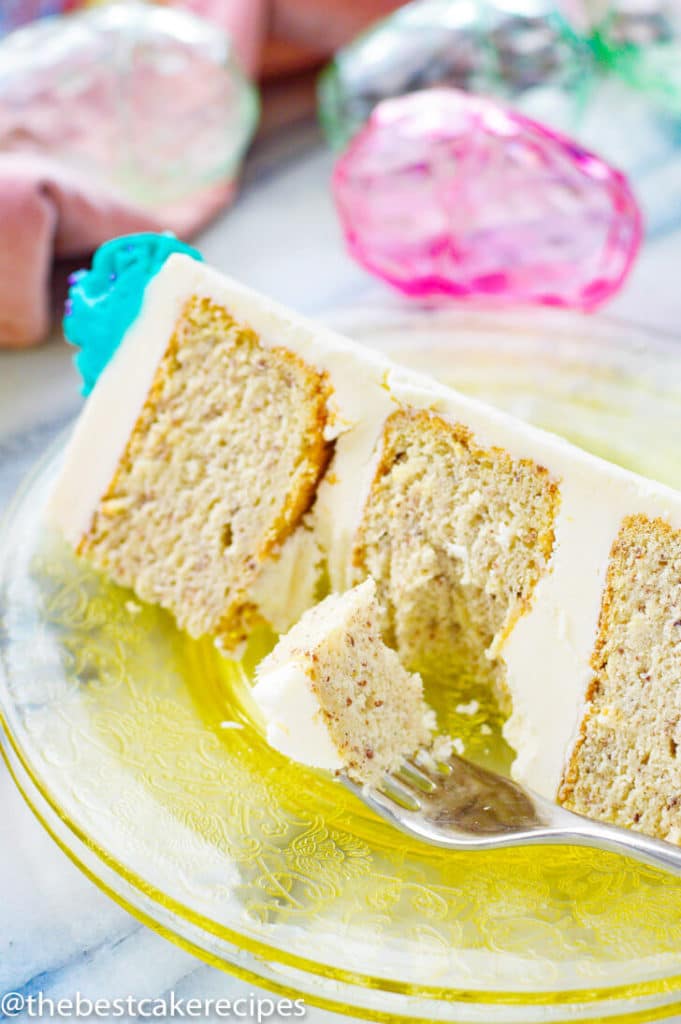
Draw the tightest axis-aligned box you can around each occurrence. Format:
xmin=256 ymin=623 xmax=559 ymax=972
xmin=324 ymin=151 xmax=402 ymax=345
xmin=253 ymin=579 xmax=434 ymax=784
xmin=50 ymin=251 xmax=681 ymax=823
xmin=53 ymin=293 xmax=331 ymax=646
xmin=560 ymin=516 xmax=681 ymax=841
xmin=353 ymin=407 xmax=559 ymax=699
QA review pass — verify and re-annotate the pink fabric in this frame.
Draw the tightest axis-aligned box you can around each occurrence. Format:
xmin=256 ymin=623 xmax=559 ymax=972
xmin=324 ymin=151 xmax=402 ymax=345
xmin=0 ymin=155 xmax=234 ymax=348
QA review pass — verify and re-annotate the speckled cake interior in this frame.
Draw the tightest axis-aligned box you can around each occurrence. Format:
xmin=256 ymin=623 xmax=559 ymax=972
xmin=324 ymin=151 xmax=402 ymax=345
xmin=561 ymin=516 xmax=681 ymax=842
xmin=353 ymin=408 xmax=559 ymax=702
xmin=78 ymin=296 xmax=331 ymax=648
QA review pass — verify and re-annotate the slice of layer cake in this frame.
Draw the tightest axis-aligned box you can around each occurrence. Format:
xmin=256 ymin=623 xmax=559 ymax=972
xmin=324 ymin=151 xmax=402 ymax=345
xmin=252 ymin=578 xmax=435 ymax=784
xmin=49 ymin=233 xmax=681 ymax=843
xmin=50 ymin=236 xmax=333 ymax=648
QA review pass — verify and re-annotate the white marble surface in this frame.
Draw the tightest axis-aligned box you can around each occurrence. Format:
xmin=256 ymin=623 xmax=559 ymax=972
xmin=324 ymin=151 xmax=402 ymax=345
xmin=1 ymin=120 xmax=680 ymax=1023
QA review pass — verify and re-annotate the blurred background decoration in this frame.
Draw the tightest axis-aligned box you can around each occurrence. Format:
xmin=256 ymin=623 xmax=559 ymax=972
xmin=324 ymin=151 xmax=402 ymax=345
xmin=0 ymin=3 xmax=258 ymax=213
xmin=0 ymin=0 xmax=679 ymax=348
xmin=319 ymin=0 xmax=593 ymax=151
xmin=333 ymin=89 xmax=642 ymax=309
xmin=319 ymin=0 xmax=681 ymax=237
xmin=0 ymin=0 xmax=78 ymax=36
xmin=0 ymin=1 xmax=259 ymax=349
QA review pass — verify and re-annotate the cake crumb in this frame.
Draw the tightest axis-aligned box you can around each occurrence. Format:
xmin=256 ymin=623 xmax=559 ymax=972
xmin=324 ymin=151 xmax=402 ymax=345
xmin=455 ymin=699 xmax=480 ymax=716
xmin=431 ymin=734 xmax=454 ymax=761
xmin=215 ymin=635 xmax=247 ymax=661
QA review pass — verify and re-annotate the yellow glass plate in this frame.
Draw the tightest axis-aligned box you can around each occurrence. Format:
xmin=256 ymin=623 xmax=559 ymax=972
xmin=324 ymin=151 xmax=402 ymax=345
xmin=2 ymin=308 xmax=681 ymax=1023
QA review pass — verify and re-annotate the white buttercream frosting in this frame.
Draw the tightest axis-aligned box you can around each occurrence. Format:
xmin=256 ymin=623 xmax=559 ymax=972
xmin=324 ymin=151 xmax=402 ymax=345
xmin=48 ymin=253 xmax=681 ymax=799
xmin=248 ymin=523 xmax=322 ymax=636
xmin=251 ymin=664 xmax=343 ymax=772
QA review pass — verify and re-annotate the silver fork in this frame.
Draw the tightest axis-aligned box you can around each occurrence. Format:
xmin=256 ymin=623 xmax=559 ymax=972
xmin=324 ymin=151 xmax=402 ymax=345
xmin=343 ymin=751 xmax=681 ymax=877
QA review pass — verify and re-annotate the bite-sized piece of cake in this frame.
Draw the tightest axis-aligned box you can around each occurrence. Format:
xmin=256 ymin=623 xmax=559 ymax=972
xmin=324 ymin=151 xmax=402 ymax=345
xmin=252 ymin=579 xmax=435 ymax=785
xmin=50 ymin=233 xmax=681 ymax=843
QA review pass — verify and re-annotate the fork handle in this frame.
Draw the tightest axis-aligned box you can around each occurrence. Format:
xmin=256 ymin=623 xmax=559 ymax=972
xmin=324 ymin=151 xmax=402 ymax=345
xmin=532 ymin=795 xmax=681 ymax=877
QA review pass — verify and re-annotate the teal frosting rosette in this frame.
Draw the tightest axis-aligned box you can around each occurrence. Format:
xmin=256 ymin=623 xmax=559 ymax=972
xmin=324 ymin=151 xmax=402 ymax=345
xmin=64 ymin=232 xmax=203 ymax=396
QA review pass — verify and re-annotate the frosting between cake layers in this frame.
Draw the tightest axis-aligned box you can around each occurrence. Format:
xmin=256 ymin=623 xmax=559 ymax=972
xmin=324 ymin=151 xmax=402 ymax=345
xmin=503 ymin=472 xmax=681 ymax=796
xmin=48 ymin=252 xmax=681 ymax=800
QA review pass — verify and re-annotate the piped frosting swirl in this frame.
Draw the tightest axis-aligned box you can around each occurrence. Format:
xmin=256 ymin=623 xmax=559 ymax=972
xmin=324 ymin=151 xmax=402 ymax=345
xmin=64 ymin=232 xmax=203 ymax=395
